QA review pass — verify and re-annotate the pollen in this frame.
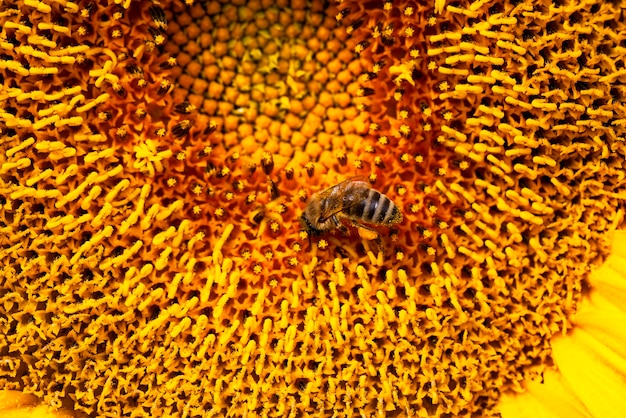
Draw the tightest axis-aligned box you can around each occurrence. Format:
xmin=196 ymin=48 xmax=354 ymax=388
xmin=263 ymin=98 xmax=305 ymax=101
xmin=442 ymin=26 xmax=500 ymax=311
xmin=191 ymin=184 xmax=202 ymax=195
xmin=159 ymin=79 xmax=171 ymax=90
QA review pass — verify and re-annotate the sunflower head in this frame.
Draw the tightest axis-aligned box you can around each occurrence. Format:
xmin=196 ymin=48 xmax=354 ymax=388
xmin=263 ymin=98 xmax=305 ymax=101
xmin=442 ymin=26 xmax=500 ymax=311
xmin=1 ymin=0 xmax=625 ymax=416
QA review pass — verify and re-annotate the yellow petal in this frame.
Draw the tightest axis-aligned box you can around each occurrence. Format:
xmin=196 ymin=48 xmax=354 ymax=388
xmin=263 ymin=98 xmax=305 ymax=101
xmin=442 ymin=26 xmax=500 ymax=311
xmin=500 ymin=231 xmax=626 ymax=418
xmin=611 ymin=230 xmax=626 ymax=258
xmin=551 ymin=326 xmax=626 ymax=417
xmin=588 ymin=249 xmax=626 ymax=315
xmin=0 ymin=391 xmax=73 ymax=418
xmin=499 ymin=369 xmax=592 ymax=418
xmin=545 ymin=243 xmax=626 ymax=418
xmin=574 ymin=292 xmax=626 ymax=359
xmin=0 ymin=390 xmax=39 ymax=411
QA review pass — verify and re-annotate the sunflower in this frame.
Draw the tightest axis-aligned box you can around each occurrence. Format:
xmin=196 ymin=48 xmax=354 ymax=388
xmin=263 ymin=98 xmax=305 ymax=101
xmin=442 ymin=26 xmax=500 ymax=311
xmin=0 ymin=0 xmax=625 ymax=417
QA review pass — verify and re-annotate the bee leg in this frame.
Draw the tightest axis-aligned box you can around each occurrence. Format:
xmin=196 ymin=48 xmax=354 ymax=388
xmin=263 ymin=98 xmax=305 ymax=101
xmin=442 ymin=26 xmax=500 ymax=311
xmin=351 ymin=222 xmax=385 ymax=254
xmin=374 ymin=235 xmax=385 ymax=255
xmin=351 ymin=221 xmax=379 ymax=240
xmin=331 ymin=216 xmax=349 ymax=236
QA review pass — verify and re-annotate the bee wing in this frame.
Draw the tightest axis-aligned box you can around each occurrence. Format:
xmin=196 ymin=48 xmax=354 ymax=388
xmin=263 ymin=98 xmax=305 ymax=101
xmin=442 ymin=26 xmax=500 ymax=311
xmin=317 ymin=176 xmax=371 ymax=222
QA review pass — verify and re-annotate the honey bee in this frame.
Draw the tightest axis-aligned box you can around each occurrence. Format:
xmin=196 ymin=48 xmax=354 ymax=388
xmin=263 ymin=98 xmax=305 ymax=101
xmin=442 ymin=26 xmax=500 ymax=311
xmin=300 ymin=176 xmax=403 ymax=241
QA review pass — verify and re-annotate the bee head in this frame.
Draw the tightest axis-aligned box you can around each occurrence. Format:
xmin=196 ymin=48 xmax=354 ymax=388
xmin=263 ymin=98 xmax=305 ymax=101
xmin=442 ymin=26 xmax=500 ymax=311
xmin=299 ymin=214 xmax=322 ymax=237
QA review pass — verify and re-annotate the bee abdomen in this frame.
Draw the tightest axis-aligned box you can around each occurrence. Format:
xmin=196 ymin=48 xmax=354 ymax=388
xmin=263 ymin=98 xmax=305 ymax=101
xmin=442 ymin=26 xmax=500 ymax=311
xmin=346 ymin=198 xmax=367 ymax=219
xmin=359 ymin=190 xmax=377 ymax=222
xmin=364 ymin=190 xmax=401 ymax=225
xmin=383 ymin=202 xmax=402 ymax=225
xmin=361 ymin=190 xmax=386 ymax=224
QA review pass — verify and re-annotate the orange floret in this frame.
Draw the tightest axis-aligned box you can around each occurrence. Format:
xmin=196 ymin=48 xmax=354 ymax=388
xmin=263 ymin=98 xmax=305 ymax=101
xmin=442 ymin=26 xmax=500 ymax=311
xmin=1 ymin=0 xmax=626 ymax=417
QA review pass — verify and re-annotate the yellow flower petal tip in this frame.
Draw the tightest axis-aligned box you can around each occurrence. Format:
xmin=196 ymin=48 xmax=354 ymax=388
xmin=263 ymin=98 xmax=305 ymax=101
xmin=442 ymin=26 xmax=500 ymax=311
xmin=499 ymin=235 xmax=626 ymax=418
xmin=590 ymin=236 xmax=626 ymax=310
xmin=0 ymin=391 xmax=73 ymax=418
xmin=499 ymin=369 xmax=592 ymax=418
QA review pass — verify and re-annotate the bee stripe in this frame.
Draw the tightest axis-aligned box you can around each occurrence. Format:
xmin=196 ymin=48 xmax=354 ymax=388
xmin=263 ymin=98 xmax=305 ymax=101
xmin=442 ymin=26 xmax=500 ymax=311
xmin=364 ymin=190 xmax=381 ymax=222
xmin=382 ymin=201 xmax=397 ymax=224
xmin=348 ymin=198 xmax=366 ymax=219
xmin=375 ymin=195 xmax=391 ymax=223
